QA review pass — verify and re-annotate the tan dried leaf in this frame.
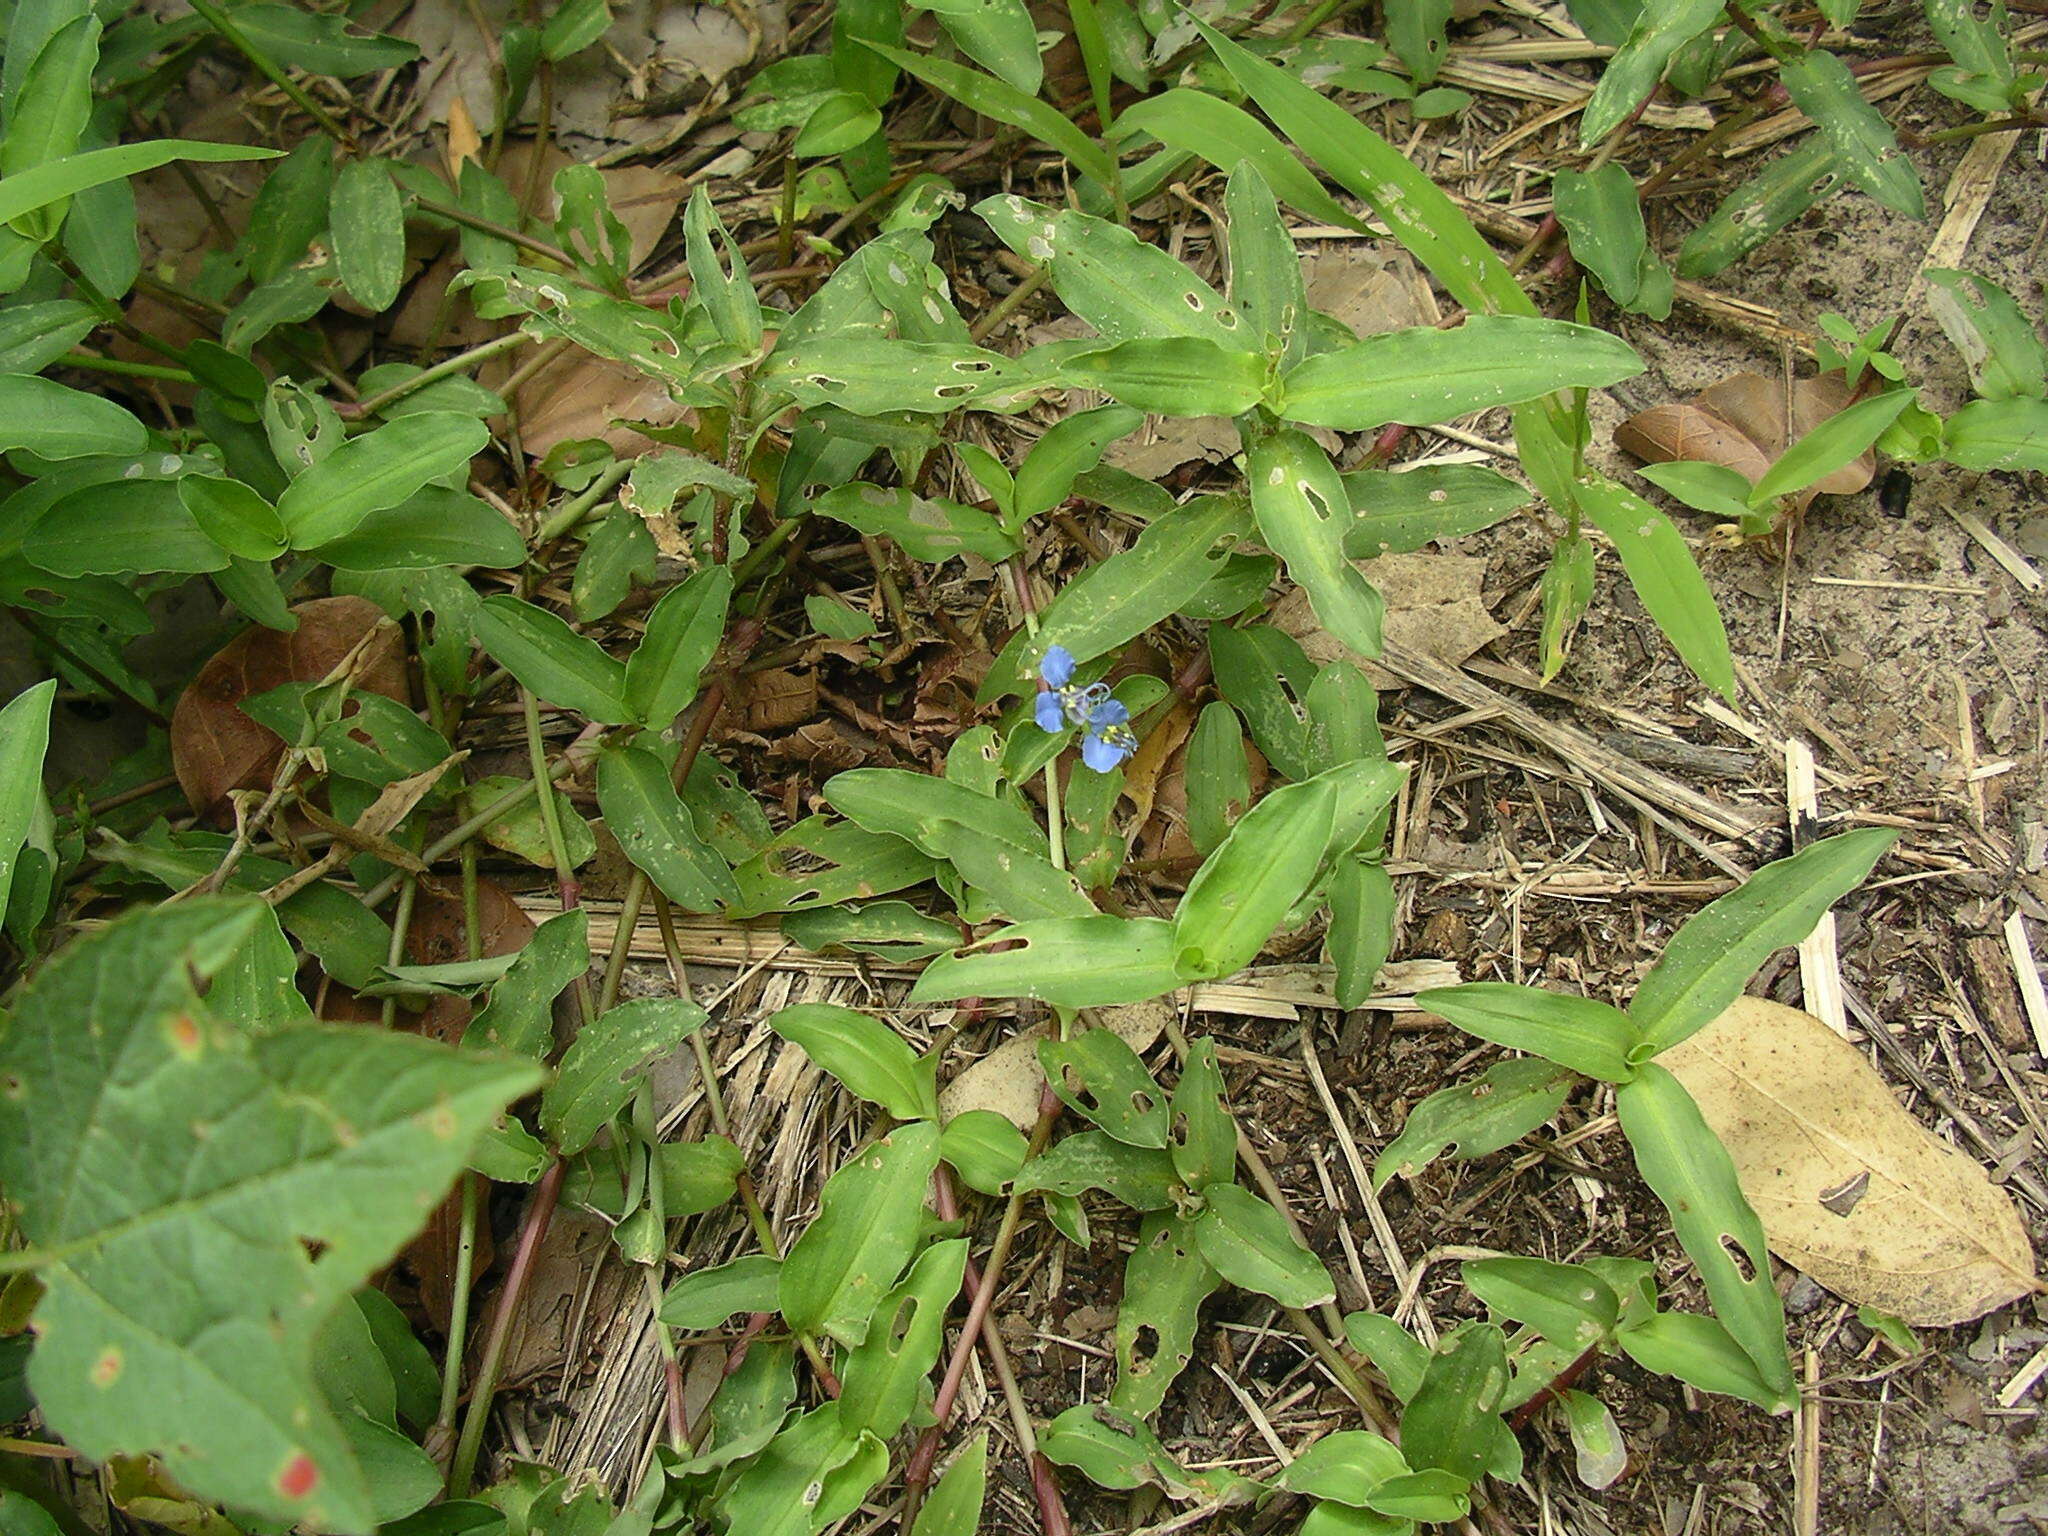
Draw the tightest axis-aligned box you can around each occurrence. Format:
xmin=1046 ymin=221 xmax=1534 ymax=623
xmin=939 ymin=999 xmax=1175 ymax=1128
xmin=1272 ymin=550 xmax=1503 ymax=689
xmin=1663 ymin=996 xmax=2041 ymax=1326
xmin=171 ymin=596 xmax=409 ymax=823
xmin=1616 ymin=370 xmax=1876 ymax=504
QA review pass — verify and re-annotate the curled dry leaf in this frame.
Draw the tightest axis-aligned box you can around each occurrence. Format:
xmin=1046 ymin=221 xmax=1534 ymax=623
xmin=940 ymin=998 xmax=1175 ymax=1129
xmin=1662 ymin=996 xmax=2040 ymax=1326
xmin=170 ymin=596 xmax=409 ymax=823
xmin=1616 ymin=370 xmax=1877 ymax=507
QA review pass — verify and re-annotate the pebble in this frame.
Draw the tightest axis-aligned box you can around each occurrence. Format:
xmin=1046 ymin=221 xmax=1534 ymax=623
xmin=1784 ymin=1274 xmax=1826 ymax=1316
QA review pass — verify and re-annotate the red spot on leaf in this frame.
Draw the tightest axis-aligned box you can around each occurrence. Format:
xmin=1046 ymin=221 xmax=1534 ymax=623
xmin=168 ymin=1015 xmax=203 ymax=1056
xmin=91 ymin=1348 xmax=121 ymax=1387
xmin=277 ymin=1453 xmax=319 ymax=1500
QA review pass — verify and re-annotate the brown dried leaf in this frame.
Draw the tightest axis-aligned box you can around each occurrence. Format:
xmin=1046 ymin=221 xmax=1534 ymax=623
xmin=171 ymin=596 xmax=408 ymax=823
xmin=1616 ymin=370 xmax=1876 ymax=502
xmin=1663 ymin=996 xmax=2041 ymax=1326
xmin=1272 ymin=551 xmax=1503 ymax=689
xmin=513 ymin=347 xmax=693 ymax=460
xmin=265 ymin=755 xmax=464 ymax=904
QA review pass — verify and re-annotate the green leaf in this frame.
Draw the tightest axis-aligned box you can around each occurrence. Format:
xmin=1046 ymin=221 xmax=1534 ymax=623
xmin=1112 ymin=89 xmax=1364 ymax=237
xmin=1193 ymin=1182 xmax=1335 ymax=1307
xmin=1208 ymin=623 xmax=1315 ymax=780
xmin=460 ymin=774 xmax=594 ymax=871
xmin=595 ymin=743 xmax=741 ymax=913
xmin=540 ymin=0 xmax=611 ymax=58
xmin=813 ymin=483 xmax=1018 ymax=562
xmin=1751 ymin=389 xmax=1912 ymax=504
xmin=783 ymin=899 xmax=958 ymax=961
xmin=1636 ymin=461 xmax=1756 ymax=522
xmin=314 ymin=487 xmax=525 ymax=571
xmin=1275 ymin=1429 xmax=1410 ymax=1504
xmin=1016 ymin=1129 xmax=1179 ymax=1210
xmin=229 ymin=5 xmax=419 ymax=74
xmin=1364 ymin=1470 xmax=1471 ymax=1524
xmin=1196 ymin=18 xmax=1528 ymax=318
xmin=22 ymin=478 xmax=227 ymax=577
xmin=0 ymin=297 xmax=96 ymax=372
xmin=1167 ymin=1037 xmax=1236 ymax=1190
xmin=928 ymin=0 xmax=1043 ymax=93
xmin=1344 ymin=1311 xmax=1429 ymax=1400
xmin=1417 ymin=983 xmax=1638 ymax=1081
xmin=780 ymin=1122 xmax=941 ymax=1345
xmin=541 ymin=997 xmax=709 ymax=1155
xmin=839 ymin=1238 xmax=967 ymax=1439
xmin=0 ymin=680 xmax=56 ymax=921
xmin=1249 ymin=428 xmax=1384 ymax=658
xmin=1676 ymin=138 xmax=1841 ymax=280
xmin=1185 ymin=702 xmax=1251 ymax=857
xmin=1 ymin=15 xmax=102 ymax=241
xmin=464 ymin=908 xmax=589 ymax=1058
xmin=1926 ymin=268 xmax=2047 ymax=401
xmin=771 ymin=1002 xmax=939 ymax=1121
xmin=0 ymin=140 xmax=278 ymax=232
xmin=726 ymin=815 xmax=938 ymax=919
xmin=1399 ymin=1320 xmax=1509 ymax=1480
xmin=1174 ymin=769 xmax=1338 ymax=980
xmin=1388 ymin=0 xmax=1452 ymax=82
xmin=929 ymin=818 xmax=1095 ymax=921
xmin=1777 ymin=49 xmax=1923 ymax=218
xmin=1552 ymin=163 xmax=1652 ymax=307
xmin=910 ymin=915 xmax=1185 ymax=1009
xmin=1629 ymin=827 xmax=1895 ymax=1054
xmin=1580 ymin=0 xmax=1722 ymax=145
xmin=178 ymin=475 xmax=288 ymax=561
xmin=794 ymin=89 xmax=884 ymax=157
xmin=1040 ymin=1029 xmax=1168 ymax=1148
xmin=1372 ymin=1057 xmax=1579 ymax=1190
xmin=330 ymin=159 xmax=405 ymax=312
xmin=976 ymin=194 xmax=1251 ymax=350
xmin=1941 ymin=397 xmax=2048 ymax=471
xmin=1615 ymin=1064 xmax=1794 ymax=1406
xmin=476 ymin=595 xmax=632 ymax=723
xmin=938 ymin=1109 xmax=1028 ymax=1195
xmin=759 ymin=336 xmax=1039 ymax=415
xmin=1112 ymin=1211 xmax=1222 ymax=1417
xmin=1222 ymin=162 xmax=1309 ymax=369
xmin=1462 ymin=1257 xmax=1619 ymax=1350
xmin=979 ymin=495 xmax=1248 ymax=702
xmin=624 ymin=566 xmax=731 ymax=727
xmin=244 ymin=137 xmax=333 ymax=284
xmin=1616 ymin=1310 xmax=1790 ymax=1410
xmin=1327 ymin=856 xmax=1395 ymax=1011
xmin=277 ymin=413 xmax=489 ymax=550
xmin=867 ymin=43 xmax=1117 ymax=189
xmin=1278 ymin=316 xmax=1642 ymax=431
xmin=1060 ymin=337 xmax=1266 ymax=418
xmin=826 ymin=766 xmax=1045 ymax=856
xmin=0 ymin=901 xmax=538 ymax=1531
xmin=683 ymin=184 xmax=762 ymax=352
xmin=660 ymin=1254 xmax=782 ymax=1331
xmin=909 ymin=1432 xmax=987 ymax=1536
xmin=1562 ymin=462 xmax=1735 ymax=703
xmin=1014 ymin=404 xmax=1143 ymax=520
xmin=0 ymin=374 xmax=145 ymax=458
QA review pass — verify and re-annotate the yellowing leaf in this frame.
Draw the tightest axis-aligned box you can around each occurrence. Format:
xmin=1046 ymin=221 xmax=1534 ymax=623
xmin=1663 ymin=996 xmax=2040 ymax=1326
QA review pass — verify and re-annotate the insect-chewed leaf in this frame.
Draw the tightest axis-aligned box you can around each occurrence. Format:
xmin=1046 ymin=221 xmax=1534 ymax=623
xmin=1579 ymin=0 xmax=1723 ymax=145
xmin=0 ymin=901 xmax=538 ymax=1531
xmin=1629 ymin=827 xmax=1895 ymax=1054
xmin=910 ymin=915 xmax=1186 ymax=1009
xmin=1462 ymin=1257 xmax=1620 ymax=1351
xmin=814 ymin=483 xmax=1019 ymax=562
xmin=1040 ymin=1029 xmax=1168 ymax=1148
xmin=771 ymin=1002 xmax=939 ymax=1121
xmin=541 ymin=996 xmax=708 ymax=1154
xmin=1277 ymin=316 xmax=1643 ymax=432
xmin=229 ymin=4 xmax=419 ymax=75
xmin=1558 ymin=1389 xmax=1627 ymax=1490
xmin=1777 ymin=49 xmax=1923 ymax=219
xmin=1017 ymin=1129 xmax=1179 ymax=1210
xmin=1676 ymin=138 xmax=1841 ymax=280
xmin=1417 ymin=982 xmax=1637 ymax=1082
xmin=1112 ymin=1212 xmax=1221 ymax=1417
xmin=1193 ymin=1183 xmax=1336 ymax=1307
xmin=1250 ymin=429 xmax=1384 ymax=659
xmin=1208 ymin=623 xmax=1315 ymax=781
xmin=780 ymin=1122 xmax=941 ymax=1345
xmin=1341 ymin=463 xmax=1530 ymax=558
xmin=1663 ymin=996 xmax=2039 ymax=1326
xmin=660 ymin=1254 xmax=782 ymax=1332
xmin=1373 ymin=1057 xmax=1579 ymax=1190
xmin=726 ymin=815 xmax=939 ymax=918
xmin=1614 ymin=1064 xmax=1796 ymax=1409
xmin=1167 ymin=1037 xmax=1236 ymax=1190
xmin=839 ymin=1239 xmax=968 ymax=1440
xmin=762 ymin=336 xmax=1042 ymax=415
xmin=1925 ymin=269 xmax=2048 ymax=402
xmin=1173 ymin=770 xmax=1337 ymax=981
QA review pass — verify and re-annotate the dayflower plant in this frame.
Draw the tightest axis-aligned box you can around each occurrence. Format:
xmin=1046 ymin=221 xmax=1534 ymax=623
xmin=1034 ymin=645 xmax=1136 ymax=771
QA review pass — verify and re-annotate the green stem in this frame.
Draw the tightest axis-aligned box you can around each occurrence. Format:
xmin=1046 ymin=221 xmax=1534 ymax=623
xmin=61 ymin=351 xmax=195 ymax=382
xmin=183 ymin=0 xmax=356 ymax=145
xmin=378 ymin=877 xmax=419 ymax=1029
xmin=522 ymin=690 xmax=592 ymax=1028
xmin=347 ymin=331 xmax=531 ymax=417
xmin=434 ymin=1173 xmax=483 ymax=1439
xmin=535 ymin=460 xmax=634 ymax=544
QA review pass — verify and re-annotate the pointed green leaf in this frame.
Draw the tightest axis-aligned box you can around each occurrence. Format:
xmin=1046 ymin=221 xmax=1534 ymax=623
xmin=910 ymin=915 xmax=1184 ymax=1009
xmin=1040 ymin=1029 xmax=1168 ymax=1148
xmin=1616 ymin=1310 xmax=1790 ymax=1411
xmin=780 ymin=1123 xmax=942 ymax=1345
xmin=1778 ymin=49 xmax=1923 ymax=218
xmin=1112 ymin=1212 xmax=1222 ymax=1417
xmin=1580 ymin=0 xmax=1723 ymax=145
xmin=624 ymin=566 xmax=731 ymax=727
xmin=541 ymin=997 xmax=709 ymax=1154
xmin=1372 ymin=1058 xmax=1579 ymax=1190
xmin=595 ymin=742 xmax=741 ymax=912
xmin=660 ymin=1254 xmax=782 ymax=1331
xmin=277 ymin=412 xmax=489 ymax=549
xmin=1249 ymin=428 xmax=1384 ymax=658
xmin=1174 ymin=768 xmax=1337 ymax=981
xmin=770 ymin=1002 xmax=939 ymax=1121
xmin=1192 ymin=1182 xmax=1335 ymax=1307
xmin=1417 ymin=982 xmax=1638 ymax=1081
xmin=330 ymin=159 xmax=405 ymax=312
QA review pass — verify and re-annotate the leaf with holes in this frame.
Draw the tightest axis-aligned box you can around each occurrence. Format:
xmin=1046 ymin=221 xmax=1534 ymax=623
xmin=1111 ymin=1212 xmax=1221 ymax=1418
xmin=725 ymin=816 xmax=939 ymax=919
xmin=0 ymin=901 xmax=537 ymax=1531
xmin=1373 ymin=1058 xmax=1579 ymax=1191
xmin=1167 ymin=1037 xmax=1236 ymax=1190
xmin=1039 ymin=1029 xmax=1168 ymax=1148
xmin=1017 ymin=1131 xmax=1179 ymax=1211
xmin=759 ymin=337 xmax=1040 ymax=415
xmin=1925 ymin=269 xmax=2048 ymax=402
xmin=1676 ymin=138 xmax=1841 ymax=280
xmin=839 ymin=1239 xmax=967 ymax=1440
xmin=1777 ymin=49 xmax=1923 ymax=219
xmin=1250 ymin=428 xmax=1384 ymax=659
xmin=771 ymin=1003 xmax=940 ymax=1121
xmin=540 ymin=997 xmax=708 ymax=1155
xmin=780 ymin=1123 xmax=941 ymax=1346
xmin=910 ymin=915 xmax=1185 ymax=1010
xmin=813 ymin=484 xmax=1019 ymax=563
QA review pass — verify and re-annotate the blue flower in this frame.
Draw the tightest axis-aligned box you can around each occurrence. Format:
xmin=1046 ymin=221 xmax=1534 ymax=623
xmin=1040 ymin=645 xmax=1075 ymax=688
xmin=1034 ymin=690 xmax=1066 ymax=733
xmin=1080 ymin=697 xmax=1137 ymax=773
xmin=1034 ymin=644 xmax=1109 ymax=732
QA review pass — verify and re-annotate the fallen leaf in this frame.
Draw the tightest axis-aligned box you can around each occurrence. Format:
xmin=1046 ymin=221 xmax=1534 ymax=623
xmin=939 ymin=999 xmax=1173 ymax=1128
xmin=171 ymin=596 xmax=409 ymax=823
xmin=1616 ymin=370 xmax=1877 ymax=506
xmin=512 ymin=346 xmax=694 ymax=460
xmin=741 ymin=667 xmax=818 ymax=733
xmin=1663 ymin=996 xmax=2041 ymax=1327
xmin=1302 ymin=246 xmax=1440 ymax=338
xmin=1272 ymin=550 xmax=1503 ymax=688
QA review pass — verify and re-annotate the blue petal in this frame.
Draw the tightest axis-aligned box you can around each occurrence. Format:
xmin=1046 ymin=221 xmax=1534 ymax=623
xmin=1080 ymin=730 xmax=1123 ymax=773
xmin=1039 ymin=645 xmax=1075 ymax=687
xmin=1035 ymin=692 xmax=1066 ymax=733
xmin=1087 ymin=697 xmax=1130 ymax=728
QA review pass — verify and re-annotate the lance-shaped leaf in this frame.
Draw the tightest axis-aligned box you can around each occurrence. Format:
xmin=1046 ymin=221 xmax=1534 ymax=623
xmin=866 ymin=42 xmax=1116 ymax=189
xmin=684 ymin=184 xmax=762 ymax=353
xmin=1193 ymin=1183 xmax=1335 ymax=1308
xmin=1040 ymin=1029 xmax=1168 ymax=1148
xmin=1925 ymin=268 xmax=2047 ymax=401
xmin=276 ymin=413 xmax=489 ymax=550
xmin=1418 ymin=982 xmax=1637 ymax=1082
xmin=0 ymin=374 xmax=146 ymax=458
xmin=1937 ymin=397 xmax=2048 ymax=473
xmin=0 ymin=902 xmax=538 ymax=1532
xmin=1173 ymin=768 xmax=1337 ymax=981
xmin=1019 ymin=1131 xmax=1179 ymax=1211
xmin=1014 ymin=404 xmax=1143 ymax=520
xmin=1777 ymin=49 xmax=1924 ymax=219
xmin=1059 ymin=337 xmax=1267 ymax=418
xmin=1676 ymin=137 xmax=1842 ymax=280
xmin=1223 ymin=162 xmax=1309 ymax=369
xmin=1373 ymin=1057 xmax=1579 ymax=1190
xmin=1553 ymin=163 xmax=1668 ymax=316
xmin=1277 ymin=316 xmax=1643 ymax=433
xmin=814 ymin=484 xmax=1019 ymax=563
xmin=1112 ymin=88 xmax=1366 ymax=236
xmin=0 ymin=140 xmax=279 ymax=231
xmin=1616 ymin=1310 xmax=1790 ymax=1411
xmin=1112 ymin=1212 xmax=1222 ymax=1417
xmin=595 ymin=742 xmax=741 ymax=913
xmin=1580 ymin=0 xmax=1723 ymax=145
xmin=771 ymin=1003 xmax=940 ymax=1121
xmin=0 ymin=680 xmax=56 ymax=921
xmin=464 ymin=907 xmax=589 ymax=1058
xmin=542 ymin=997 xmax=709 ymax=1154
xmin=660 ymin=1254 xmax=782 ymax=1332
xmin=826 ymin=766 xmax=1045 ymax=856
xmin=912 ymin=1432 xmax=987 ymax=1536
xmin=1249 ymin=428 xmax=1384 ymax=659
xmin=1629 ymin=827 xmax=1896 ymax=1055
xmin=910 ymin=915 xmax=1185 ymax=1009
xmin=839 ymin=1239 xmax=967 ymax=1440
xmin=726 ymin=815 xmax=938 ymax=919
xmin=475 ymin=595 xmax=632 ymax=723
xmin=1400 ymin=1321 xmax=1509 ymax=1481
xmin=1340 ymin=463 xmax=1529 ymax=559
xmin=759 ymin=336 xmax=1041 ymax=415
xmin=624 ymin=566 xmax=731 ymax=728
xmin=1615 ymin=1064 xmax=1796 ymax=1407
xmin=780 ymin=1123 xmax=941 ymax=1345
xmin=1462 ymin=1257 xmax=1620 ymax=1351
